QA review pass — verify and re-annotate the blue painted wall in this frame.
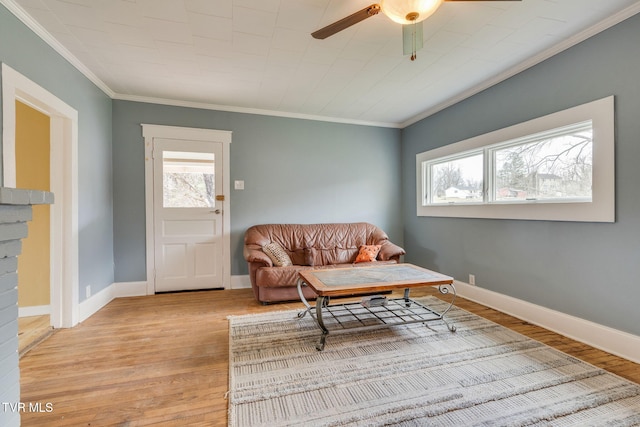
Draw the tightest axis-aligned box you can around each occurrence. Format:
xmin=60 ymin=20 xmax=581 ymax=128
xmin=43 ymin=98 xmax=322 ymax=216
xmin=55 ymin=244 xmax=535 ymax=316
xmin=0 ymin=5 xmax=114 ymax=301
xmin=402 ymin=12 xmax=640 ymax=336
xmin=112 ymin=101 xmax=403 ymax=281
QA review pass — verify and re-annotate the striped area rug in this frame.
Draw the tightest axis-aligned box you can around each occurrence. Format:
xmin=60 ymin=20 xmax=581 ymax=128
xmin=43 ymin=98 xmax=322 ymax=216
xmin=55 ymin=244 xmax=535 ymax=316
xmin=228 ymin=297 xmax=640 ymax=426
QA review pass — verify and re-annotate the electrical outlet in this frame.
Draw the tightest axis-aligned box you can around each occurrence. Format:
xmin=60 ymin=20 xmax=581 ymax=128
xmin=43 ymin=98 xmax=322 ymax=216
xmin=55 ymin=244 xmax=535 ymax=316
xmin=468 ymin=274 xmax=476 ymax=286
xmin=86 ymin=285 xmax=91 ymax=299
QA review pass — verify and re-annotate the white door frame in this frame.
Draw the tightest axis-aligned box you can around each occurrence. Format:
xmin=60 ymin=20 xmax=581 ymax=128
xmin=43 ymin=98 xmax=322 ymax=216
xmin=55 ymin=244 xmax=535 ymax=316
xmin=142 ymin=124 xmax=232 ymax=294
xmin=2 ymin=63 xmax=79 ymax=328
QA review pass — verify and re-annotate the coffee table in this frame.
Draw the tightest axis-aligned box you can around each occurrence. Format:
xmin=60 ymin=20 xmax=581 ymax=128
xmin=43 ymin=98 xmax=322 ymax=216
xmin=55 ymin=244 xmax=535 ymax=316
xmin=297 ymin=263 xmax=456 ymax=351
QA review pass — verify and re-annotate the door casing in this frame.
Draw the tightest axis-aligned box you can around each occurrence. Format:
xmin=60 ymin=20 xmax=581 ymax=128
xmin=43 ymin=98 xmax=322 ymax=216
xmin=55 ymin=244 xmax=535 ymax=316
xmin=142 ymin=124 xmax=232 ymax=294
xmin=2 ymin=63 xmax=79 ymax=328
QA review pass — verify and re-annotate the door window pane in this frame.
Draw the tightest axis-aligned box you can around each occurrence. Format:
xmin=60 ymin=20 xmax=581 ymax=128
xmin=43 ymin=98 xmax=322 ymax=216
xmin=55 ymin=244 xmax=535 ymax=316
xmin=163 ymin=151 xmax=215 ymax=207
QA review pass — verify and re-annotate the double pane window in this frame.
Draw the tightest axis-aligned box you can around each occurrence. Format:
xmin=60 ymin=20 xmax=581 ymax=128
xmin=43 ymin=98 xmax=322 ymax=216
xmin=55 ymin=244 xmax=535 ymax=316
xmin=424 ymin=122 xmax=593 ymax=206
xmin=416 ymin=96 xmax=613 ymax=222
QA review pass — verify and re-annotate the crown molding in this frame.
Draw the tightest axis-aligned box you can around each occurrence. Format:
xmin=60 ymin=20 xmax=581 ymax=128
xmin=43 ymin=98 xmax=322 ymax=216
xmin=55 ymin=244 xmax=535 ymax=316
xmin=113 ymin=93 xmax=402 ymax=128
xmin=401 ymin=2 xmax=640 ymax=128
xmin=1 ymin=0 xmax=115 ymax=97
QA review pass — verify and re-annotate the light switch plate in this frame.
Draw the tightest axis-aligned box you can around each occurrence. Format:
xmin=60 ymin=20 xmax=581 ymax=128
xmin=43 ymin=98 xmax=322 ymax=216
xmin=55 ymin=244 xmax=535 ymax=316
xmin=234 ymin=180 xmax=245 ymax=190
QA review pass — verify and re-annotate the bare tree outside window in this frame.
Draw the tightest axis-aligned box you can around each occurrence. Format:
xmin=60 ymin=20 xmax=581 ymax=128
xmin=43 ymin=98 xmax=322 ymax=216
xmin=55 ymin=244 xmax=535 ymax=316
xmin=494 ymin=128 xmax=592 ymax=201
xmin=163 ymin=151 xmax=215 ymax=208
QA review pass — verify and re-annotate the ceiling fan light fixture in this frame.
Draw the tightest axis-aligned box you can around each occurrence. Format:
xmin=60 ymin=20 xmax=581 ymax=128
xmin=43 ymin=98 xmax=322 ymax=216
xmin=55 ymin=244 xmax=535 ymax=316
xmin=380 ymin=0 xmax=444 ymax=24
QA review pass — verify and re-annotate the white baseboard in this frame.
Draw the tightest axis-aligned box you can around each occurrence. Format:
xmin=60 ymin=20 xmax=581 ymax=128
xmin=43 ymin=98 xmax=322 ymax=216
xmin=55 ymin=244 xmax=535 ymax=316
xmin=113 ymin=281 xmax=149 ymax=297
xmin=231 ymin=275 xmax=251 ymax=289
xmin=78 ymin=285 xmax=114 ymax=323
xmin=454 ymin=280 xmax=640 ymax=364
xmin=78 ymin=281 xmax=148 ymax=323
xmin=19 ymin=305 xmax=51 ymax=317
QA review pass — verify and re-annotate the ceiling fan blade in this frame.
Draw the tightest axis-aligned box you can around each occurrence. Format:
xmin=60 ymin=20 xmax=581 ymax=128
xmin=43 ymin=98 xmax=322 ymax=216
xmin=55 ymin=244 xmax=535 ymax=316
xmin=311 ymin=4 xmax=381 ymax=39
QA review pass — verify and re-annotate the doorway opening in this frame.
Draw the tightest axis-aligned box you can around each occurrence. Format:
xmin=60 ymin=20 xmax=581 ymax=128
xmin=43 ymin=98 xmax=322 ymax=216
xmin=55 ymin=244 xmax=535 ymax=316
xmin=2 ymin=63 xmax=79 ymax=329
xmin=15 ymin=100 xmax=54 ymax=354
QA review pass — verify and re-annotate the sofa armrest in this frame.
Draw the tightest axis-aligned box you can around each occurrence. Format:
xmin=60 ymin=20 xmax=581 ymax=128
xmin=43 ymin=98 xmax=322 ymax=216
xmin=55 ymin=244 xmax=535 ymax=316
xmin=378 ymin=241 xmax=406 ymax=261
xmin=243 ymin=247 xmax=273 ymax=267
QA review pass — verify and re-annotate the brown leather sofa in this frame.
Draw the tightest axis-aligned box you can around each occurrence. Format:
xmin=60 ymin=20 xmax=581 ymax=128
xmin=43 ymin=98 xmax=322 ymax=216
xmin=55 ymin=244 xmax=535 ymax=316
xmin=243 ymin=222 xmax=405 ymax=303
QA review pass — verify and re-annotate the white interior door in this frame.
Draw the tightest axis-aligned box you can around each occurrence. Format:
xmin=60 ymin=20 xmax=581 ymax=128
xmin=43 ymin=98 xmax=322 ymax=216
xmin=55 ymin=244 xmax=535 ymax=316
xmin=153 ymin=139 xmax=224 ymax=292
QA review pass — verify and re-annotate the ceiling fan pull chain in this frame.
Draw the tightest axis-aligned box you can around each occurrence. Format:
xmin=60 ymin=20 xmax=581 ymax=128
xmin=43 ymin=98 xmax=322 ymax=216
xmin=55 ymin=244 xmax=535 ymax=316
xmin=411 ymin=21 xmax=417 ymax=61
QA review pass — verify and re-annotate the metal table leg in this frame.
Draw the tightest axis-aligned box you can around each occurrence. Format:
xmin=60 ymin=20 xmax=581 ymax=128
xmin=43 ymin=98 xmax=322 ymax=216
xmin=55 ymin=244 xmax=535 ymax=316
xmin=297 ymin=279 xmax=330 ymax=350
xmin=315 ymin=296 xmax=329 ymax=351
xmin=296 ymin=278 xmax=312 ymax=319
xmin=403 ymin=288 xmax=411 ymax=307
xmin=438 ymin=283 xmax=457 ymax=332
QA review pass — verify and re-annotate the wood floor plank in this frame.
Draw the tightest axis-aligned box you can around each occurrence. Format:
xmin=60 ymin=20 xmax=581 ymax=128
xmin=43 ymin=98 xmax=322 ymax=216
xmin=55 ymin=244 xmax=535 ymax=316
xmin=19 ymin=287 xmax=640 ymax=426
xmin=18 ymin=315 xmax=53 ymax=357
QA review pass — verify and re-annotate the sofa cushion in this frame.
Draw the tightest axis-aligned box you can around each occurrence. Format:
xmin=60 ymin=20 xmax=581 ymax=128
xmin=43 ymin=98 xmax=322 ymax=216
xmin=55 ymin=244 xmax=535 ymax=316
xmin=256 ymin=265 xmax=314 ymax=288
xmin=307 ymin=247 xmax=359 ymax=266
xmin=262 ymin=242 xmax=293 ymax=267
xmin=354 ymin=245 xmax=381 ymax=263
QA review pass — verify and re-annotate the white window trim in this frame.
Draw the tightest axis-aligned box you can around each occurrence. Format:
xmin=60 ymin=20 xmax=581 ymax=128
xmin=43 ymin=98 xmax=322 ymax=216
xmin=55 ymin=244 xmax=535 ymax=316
xmin=416 ymin=96 xmax=614 ymax=222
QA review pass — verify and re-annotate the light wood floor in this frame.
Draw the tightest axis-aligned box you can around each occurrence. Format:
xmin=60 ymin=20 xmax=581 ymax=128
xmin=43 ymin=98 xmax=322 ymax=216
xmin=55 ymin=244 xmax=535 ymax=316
xmin=18 ymin=315 xmax=53 ymax=358
xmin=19 ymin=288 xmax=640 ymax=426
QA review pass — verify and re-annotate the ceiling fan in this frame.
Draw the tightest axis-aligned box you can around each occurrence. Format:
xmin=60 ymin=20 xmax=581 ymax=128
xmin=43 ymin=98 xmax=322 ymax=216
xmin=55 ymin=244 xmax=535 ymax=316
xmin=312 ymin=0 xmax=522 ymax=60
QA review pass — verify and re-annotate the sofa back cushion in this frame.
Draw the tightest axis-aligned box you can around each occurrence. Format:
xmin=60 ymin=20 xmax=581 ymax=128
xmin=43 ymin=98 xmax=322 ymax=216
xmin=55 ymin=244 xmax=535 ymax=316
xmin=244 ymin=223 xmax=391 ymax=266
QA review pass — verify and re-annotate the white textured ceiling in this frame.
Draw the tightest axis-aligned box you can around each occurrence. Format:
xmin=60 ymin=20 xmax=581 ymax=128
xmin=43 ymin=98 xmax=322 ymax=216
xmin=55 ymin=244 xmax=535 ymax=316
xmin=6 ymin=0 xmax=640 ymax=127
